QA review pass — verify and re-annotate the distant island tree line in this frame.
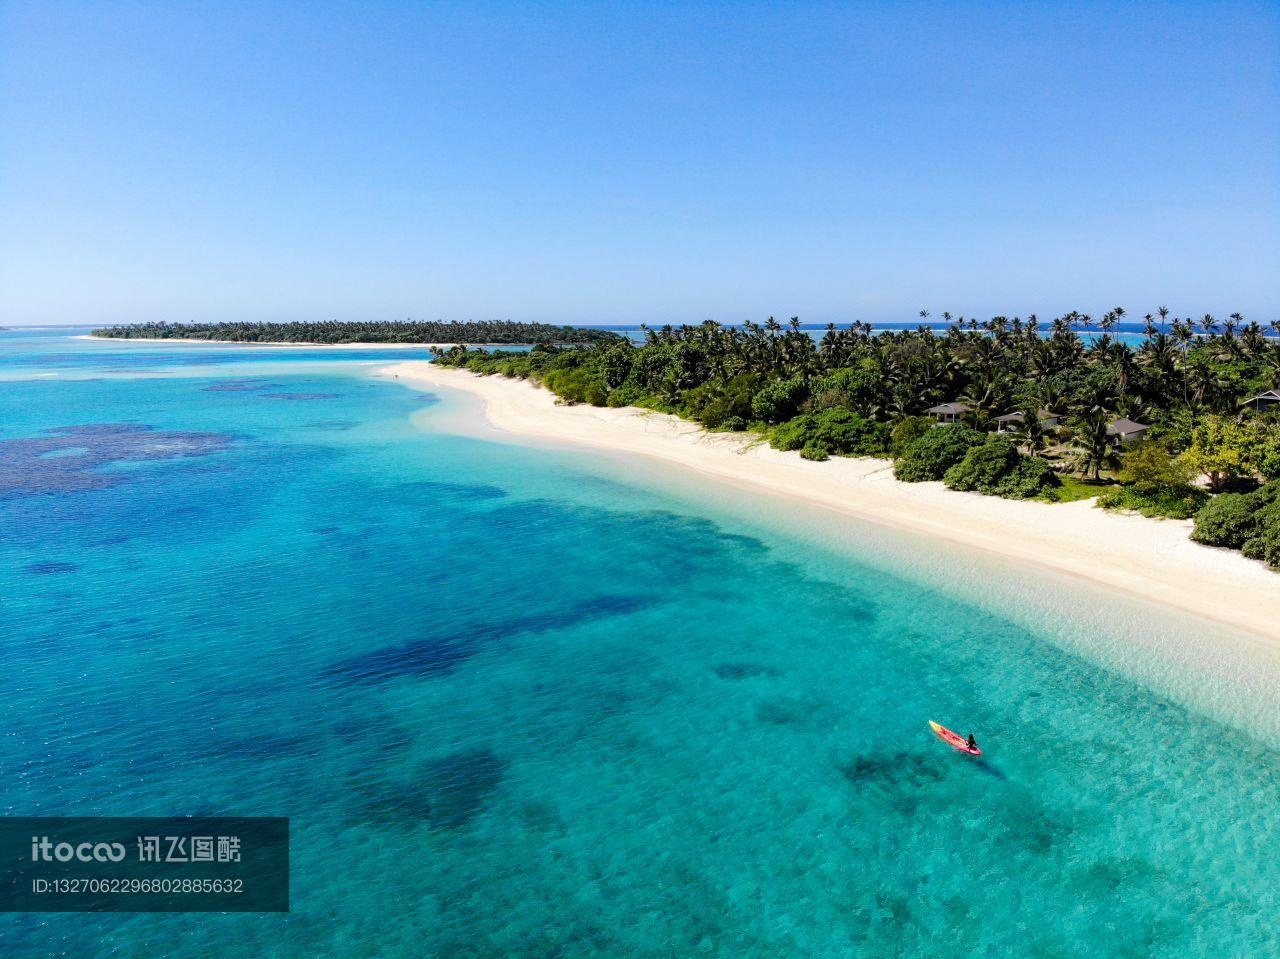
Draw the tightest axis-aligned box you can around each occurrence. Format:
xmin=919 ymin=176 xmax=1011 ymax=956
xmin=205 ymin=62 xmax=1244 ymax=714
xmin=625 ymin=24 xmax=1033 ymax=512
xmin=431 ymin=309 xmax=1280 ymax=570
xmin=91 ymin=320 xmax=621 ymax=346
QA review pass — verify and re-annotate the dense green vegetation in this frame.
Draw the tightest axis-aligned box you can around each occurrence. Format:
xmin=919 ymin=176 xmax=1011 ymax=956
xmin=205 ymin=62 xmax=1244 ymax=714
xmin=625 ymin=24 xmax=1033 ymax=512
xmin=1192 ymin=483 xmax=1280 ymax=568
xmin=433 ymin=309 xmax=1280 ymax=566
xmin=1096 ymin=441 xmax=1208 ymax=518
xmin=942 ymin=436 xmax=1061 ymax=498
xmin=92 ymin=320 xmax=621 ymax=346
xmin=892 ymin=424 xmax=982 ymax=481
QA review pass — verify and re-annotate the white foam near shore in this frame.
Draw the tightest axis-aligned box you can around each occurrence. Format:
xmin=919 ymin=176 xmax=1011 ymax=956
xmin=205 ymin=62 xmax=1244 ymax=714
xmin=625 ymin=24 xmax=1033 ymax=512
xmin=383 ymin=360 xmax=1280 ymax=643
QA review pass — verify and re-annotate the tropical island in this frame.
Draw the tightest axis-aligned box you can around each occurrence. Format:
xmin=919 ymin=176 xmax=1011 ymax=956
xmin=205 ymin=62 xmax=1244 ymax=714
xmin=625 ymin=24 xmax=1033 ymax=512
xmin=429 ymin=310 xmax=1280 ymax=572
xmin=91 ymin=319 xmax=622 ymax=346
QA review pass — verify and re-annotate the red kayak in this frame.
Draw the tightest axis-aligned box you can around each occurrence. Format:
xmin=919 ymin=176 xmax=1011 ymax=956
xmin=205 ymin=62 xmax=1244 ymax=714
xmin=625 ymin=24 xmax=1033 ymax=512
xmin=929 ymin=720 xmax=981 ymax=756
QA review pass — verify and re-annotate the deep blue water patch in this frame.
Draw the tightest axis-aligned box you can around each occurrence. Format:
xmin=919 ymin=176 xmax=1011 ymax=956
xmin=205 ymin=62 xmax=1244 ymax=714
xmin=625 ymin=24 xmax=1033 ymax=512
xmin=213 ymin=732 xmax=319 ymax=761
xmin=260 ymin=392 xmax=341 ymax=401
xmin=358 ymin=748 xmax=508 ymax=830
xmin=202 ymin=378 xmax=281 ymax=392
xmin=23 ymin=561 xmax=79 ymax=575
xmin=328 ymin=594 xmax=652 ymax=684
xmin=714 ymin=662 xmax=781 ymax=680
xmin=754 ymin=698 xmax=815 ymax=725
xmin=839 ymin=751 xmax=946 ymax=789
xmin=397 ymin=480 xmax=508 ymax=502
xmin=333 ymin=635 xmax=475 ymax=682
xmin=328 ymin=715 xmax=416 ymax=754
xmin=300 ymin=419 xmax=360 ymax=430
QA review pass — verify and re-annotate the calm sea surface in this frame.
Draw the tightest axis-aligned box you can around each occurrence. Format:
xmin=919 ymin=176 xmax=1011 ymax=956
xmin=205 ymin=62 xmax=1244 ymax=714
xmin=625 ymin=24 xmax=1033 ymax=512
xmin=3 ymin=328 xmax=1279 ymax=958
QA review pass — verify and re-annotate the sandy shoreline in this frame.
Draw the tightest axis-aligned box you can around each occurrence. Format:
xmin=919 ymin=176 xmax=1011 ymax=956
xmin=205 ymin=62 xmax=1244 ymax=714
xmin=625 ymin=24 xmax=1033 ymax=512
xmin=383 ymin=360 xmax=1280 ymax=640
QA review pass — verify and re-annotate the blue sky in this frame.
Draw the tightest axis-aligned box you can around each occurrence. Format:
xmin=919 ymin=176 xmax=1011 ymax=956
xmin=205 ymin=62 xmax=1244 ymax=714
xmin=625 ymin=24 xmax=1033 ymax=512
xmin=2 ymin=1 xmax=1277 ymax=326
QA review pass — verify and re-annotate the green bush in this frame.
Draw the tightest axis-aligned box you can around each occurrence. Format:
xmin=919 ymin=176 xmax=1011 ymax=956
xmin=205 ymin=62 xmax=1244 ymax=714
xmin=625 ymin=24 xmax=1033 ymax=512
xmin=1183 ymin=415 xmax=1254 ymax=492
xmin=541 ymin=366 xmax=611 ymax=405
xmin=998 ymin=455 xmax=1062 ymax=499
xmin=1191 ymin=483 xmax=1280 ymax=568
xmin=769 ymin=419 xmax=807 ymax=452
xmin=686 ymin=374 xmax=758 ymax=429
xmin=1098 ymin=485 xmax=1208 ymax=519
xmin=942 ymin=436 xmax=1061 ymax=498
xmin=1253 ymin=433 xmax=1280 ymax=481
xmin=810 ymin=361 xmax=884 ymax=413
xmin=1115 ymin=441 xmax=1192 ymax=492
xmin=583 ymin=379 xmax=610 ymax=406
xmin=1242 ymin=517 xmax=1280 ymax=566
xmin=890 ymin=416 xmax=935 ymax=458
xmin=770 ymin=409 xmax=889 ymax=457
xmin=599 ymin=345 xmax=634 ymax=388
xmin=606 ymin=382 xmax=646 ymax=407
xmin=1100 ymin=440 xmax=1204 ymax=516
xmin=750 ymin=378 xmax=808 ymax=424
xmin=1242 ymin=497 xmax=1280 ymax=566
xmin=894 ymin=425 xmax=984 ymax=482
xmin=943 ymin=437 xmax=1019 ymax=492
xmin=541 ymin=368 xmax=584 ymax=402
xmin=630 ymin=349 xmax=674 ymax=391
xmin=800 ymin=440 xmax=831 ymax=461
xmin=1192 ymin=492 xmax=1260 ymax=549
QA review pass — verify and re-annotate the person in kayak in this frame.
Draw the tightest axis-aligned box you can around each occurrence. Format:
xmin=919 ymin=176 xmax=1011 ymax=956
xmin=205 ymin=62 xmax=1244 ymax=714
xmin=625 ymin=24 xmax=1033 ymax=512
xmin=966 ymin=733 xmax=978 ymax=751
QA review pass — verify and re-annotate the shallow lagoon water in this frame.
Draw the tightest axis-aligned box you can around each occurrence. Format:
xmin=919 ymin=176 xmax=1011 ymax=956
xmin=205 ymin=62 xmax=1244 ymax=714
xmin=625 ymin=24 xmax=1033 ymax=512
xmin=2 ymin=329 xmax=1279 ymax=958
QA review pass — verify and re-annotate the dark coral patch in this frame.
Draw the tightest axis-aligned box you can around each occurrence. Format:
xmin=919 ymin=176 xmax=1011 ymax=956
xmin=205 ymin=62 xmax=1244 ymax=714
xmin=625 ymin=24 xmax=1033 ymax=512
xmin=399 ymin=480 xmax=508 ymax=502
xmin=714 ymin=662 xmax=781 ymax=680
xmin=328 ymin=594 xmax=650 ymax=684
xmin=260 ymin=392 xmax=340 ymax=401
xmin=839 ymin=751 xmax=945 ymax=789
xmin=24 ymin=561 xmax=80 ymax=575
xmin=755 ymin=698 xmax=812 ymax=725
xmin=214 ymin=732 xmax=317 ymax=760
xmin=202 ymin=379 xmax=280 ymax=392
xmin=422 ymin=747 xmax=508 ymax=829
xmin=302 ymin=420 xmax=359 ymax=431
xmin=333 ymin=636 xmax=474 ymax=683
xmin=328 ymin=717 xmax=414 ymax=754
xmin=361 ymin=748 xmax=508 ymax=830
xmin=717 ymin=532 xmax=771 ymax=555
xmin=0 ymin=423 xmax=235 ymax=496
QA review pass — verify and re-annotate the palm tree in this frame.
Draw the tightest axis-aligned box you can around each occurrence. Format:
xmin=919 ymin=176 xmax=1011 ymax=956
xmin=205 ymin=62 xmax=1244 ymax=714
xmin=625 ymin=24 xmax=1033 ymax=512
xmin=1137 ymin=332 xmax=1180 ymax=396
xmin=1067 ymin=411 xmax=1120 ymax=480
xmin=1008 ymin=408 xmax=1055 ymax=455
xmin=959 ymin=372 xmax=1005 ymax=427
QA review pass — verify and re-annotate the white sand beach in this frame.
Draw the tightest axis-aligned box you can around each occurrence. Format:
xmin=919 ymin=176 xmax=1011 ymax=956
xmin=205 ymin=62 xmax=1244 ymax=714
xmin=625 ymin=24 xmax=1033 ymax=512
xmin=384 ymin=360 xmax=1280 ymax=641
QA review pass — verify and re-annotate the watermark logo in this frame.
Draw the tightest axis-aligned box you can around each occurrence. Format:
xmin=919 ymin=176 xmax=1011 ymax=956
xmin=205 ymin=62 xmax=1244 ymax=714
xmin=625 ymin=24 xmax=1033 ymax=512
xmin=2 ymin=817 xmax=288 ymax=912
xmin=30 ymin=837 xmax=127 ymax=863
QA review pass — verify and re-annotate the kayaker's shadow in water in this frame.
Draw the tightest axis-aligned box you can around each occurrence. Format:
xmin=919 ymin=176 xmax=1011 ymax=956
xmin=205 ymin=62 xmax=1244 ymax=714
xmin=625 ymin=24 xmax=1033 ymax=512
xmin=968 ymin=756 xmax=1006 ymax=781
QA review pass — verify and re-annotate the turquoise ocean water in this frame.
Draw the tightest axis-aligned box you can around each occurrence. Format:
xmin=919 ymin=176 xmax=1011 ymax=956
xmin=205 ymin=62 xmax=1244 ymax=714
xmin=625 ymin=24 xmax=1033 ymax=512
xmin=3 ymin=328 xmax=1280 ymax=958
